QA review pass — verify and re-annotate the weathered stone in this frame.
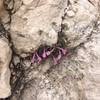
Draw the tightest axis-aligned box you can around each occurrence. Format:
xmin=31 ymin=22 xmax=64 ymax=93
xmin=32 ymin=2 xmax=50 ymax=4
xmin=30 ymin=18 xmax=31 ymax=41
xmin=62 ymin=0 xmax=99 ymax=48
xmin=10 ymin=0 xmax=100 ymax=54
xmin=0 ymin=38 xmax=12 ymax=98
xmin=18 ymin=28 xmax=100 ymax=100
xmin=2 ymin=0 xmax=100 ymax=100
xmin=10 ymin=0 xmax=68 ymax=54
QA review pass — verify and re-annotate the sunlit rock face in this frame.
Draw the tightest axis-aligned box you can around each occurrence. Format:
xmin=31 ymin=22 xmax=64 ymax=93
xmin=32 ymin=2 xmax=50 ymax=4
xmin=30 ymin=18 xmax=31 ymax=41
xmin=0 ymin=38 xmax=12 ymax=98
xmin=10 ymin=0 xmax=99 ymax=54
xmin=1 ymin=0 xmax=100 ymax=100
xmin=10 ymin=0 xmax=68 ymax=54
xmin=62 ymin=0 xmax=99 ymax=48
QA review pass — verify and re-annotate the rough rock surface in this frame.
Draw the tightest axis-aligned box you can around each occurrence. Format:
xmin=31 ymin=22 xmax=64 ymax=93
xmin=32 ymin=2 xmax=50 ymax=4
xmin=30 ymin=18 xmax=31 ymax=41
xmin=0 ymin=0 xmax=100 ymax=99
xmin=62 ymin=0 xmax=99 ymax=48
xmin=0 ymin=38 xmax=12 ymax=98
xmin=10 ymin=0 xmax=100 ymax=54
xmin=10 ymin=0 xmax=65 ymax=54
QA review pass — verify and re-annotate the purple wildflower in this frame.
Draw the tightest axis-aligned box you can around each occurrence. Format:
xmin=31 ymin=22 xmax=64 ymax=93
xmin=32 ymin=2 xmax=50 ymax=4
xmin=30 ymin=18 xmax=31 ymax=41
xmin=31 ymin=43 xmax=68 ymax=65
xmin=31 ymin=53 xmax=35 ymax=64
xmin=56 ymin=50 xmax=62 ymax=60
xmin=52 ymin=56 xmax=58 ymax=65
xmin=36 ymin=52 xmax=42 ymax=64
xmin=57 ymin=47 xmax=67 ymax=55
xmin=46 ymin=48 xmax=54 ymax=56
xmin=42 ymin=48 xmax=46 ymax=58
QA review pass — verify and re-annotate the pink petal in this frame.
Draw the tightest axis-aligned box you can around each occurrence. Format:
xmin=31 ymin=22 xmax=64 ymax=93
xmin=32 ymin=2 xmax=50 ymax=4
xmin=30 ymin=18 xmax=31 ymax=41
xmin=57 ymin=47 xmax=67 ymax=55
xmin=42 ymin=48 xmax=46 ymax=58
xmin=46 ymin=48 xmax=54 ymax=56
xmin=31 ymin=53 xmax=35 ymax=64
xmin=57 ymin=50 xmax=62 ymax=60
xmin=36 ymin=52 xmax=42 ymax=63
xmin=52 ymin=56 xmax=58 ymax=65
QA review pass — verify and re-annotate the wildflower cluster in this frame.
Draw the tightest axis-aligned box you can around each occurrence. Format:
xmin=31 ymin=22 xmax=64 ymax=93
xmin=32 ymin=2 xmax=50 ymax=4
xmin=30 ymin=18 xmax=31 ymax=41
xmin=31 ymin=28 xmax=68 ymax=65
xmin=31 ymin=44 xmax=68 ymax=65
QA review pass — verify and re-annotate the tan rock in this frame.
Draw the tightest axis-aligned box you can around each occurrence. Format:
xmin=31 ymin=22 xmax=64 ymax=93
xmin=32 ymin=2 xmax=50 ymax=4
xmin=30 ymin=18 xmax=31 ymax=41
xmin=0 ymin=38 xmax=12 ymax=98
xmin=62 ymin=0 xmax=99 ymax=48
xmin=10 ymin=0 xmax=68 ymax=54
xmin=5 ymin=0 xmax=100 ymax=100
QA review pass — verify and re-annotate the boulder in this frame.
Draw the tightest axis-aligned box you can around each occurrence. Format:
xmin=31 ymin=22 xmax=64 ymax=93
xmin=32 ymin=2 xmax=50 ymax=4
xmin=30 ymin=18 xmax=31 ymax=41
xmin=10 ymin=0 xmax=68 ymax=54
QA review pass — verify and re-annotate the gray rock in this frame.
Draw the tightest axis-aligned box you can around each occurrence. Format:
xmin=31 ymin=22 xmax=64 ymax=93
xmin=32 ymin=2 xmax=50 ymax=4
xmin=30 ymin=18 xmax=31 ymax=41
xmin=10 ymin=0 xmax=68 ymax=54
xmin=1 ymin=0 xmax=100 ymax=100
xmin=62 ymin=0 xmax=99 ymax=48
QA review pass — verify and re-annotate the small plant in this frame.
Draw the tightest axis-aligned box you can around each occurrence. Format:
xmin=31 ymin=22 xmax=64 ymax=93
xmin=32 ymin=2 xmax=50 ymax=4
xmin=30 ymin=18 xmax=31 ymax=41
xmin=31 ymin=31 xmax=68 ymax=65
xmin=31 ymin=43 xmax=68 ymax=65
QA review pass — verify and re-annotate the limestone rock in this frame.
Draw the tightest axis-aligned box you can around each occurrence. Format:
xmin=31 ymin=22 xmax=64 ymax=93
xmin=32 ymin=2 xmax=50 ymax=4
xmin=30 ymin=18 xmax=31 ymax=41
xmin=10 ymin=0 xmax=68 ymax=54
xmin=3 ymin=0 xmax=100 ymax=100
xmin=62 ymin=0 xmax=99 ymax=48
xmin=0 ymin=38 xmax=12 ymax=98
xmin=10 ymin=0 xmax=100 ymax=54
